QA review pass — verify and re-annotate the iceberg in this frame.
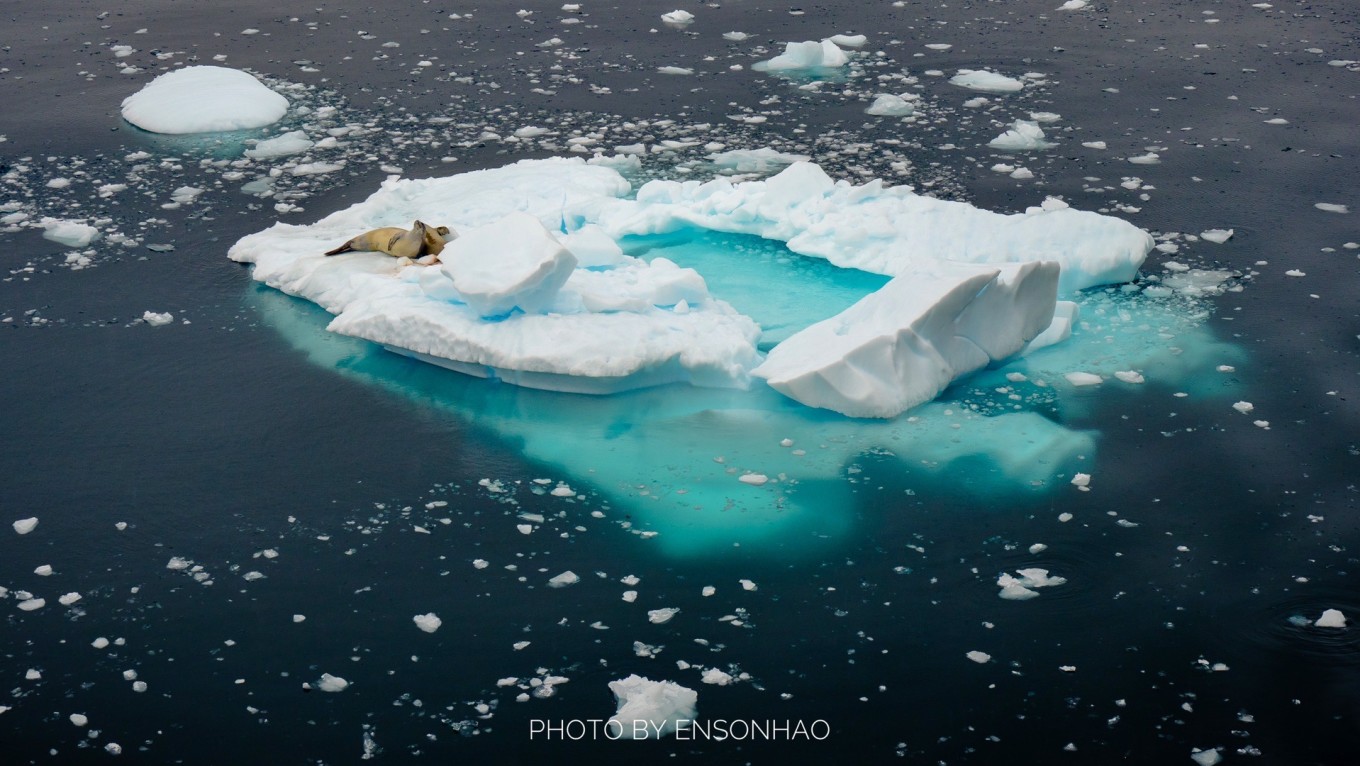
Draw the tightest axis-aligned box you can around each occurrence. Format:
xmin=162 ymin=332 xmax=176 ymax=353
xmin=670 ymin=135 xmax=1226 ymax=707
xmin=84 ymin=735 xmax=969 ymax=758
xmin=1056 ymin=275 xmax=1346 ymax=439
xmin=121 ymin=66 xmax=289 ymax=134
xmin=987 ymin=120 xmax=1056 ymax=151
xmin=230 ymin=157 xmax=1199 ymax=551
xmin=753 ymin=40 xmax=850 ymax=71
xmin=754 ymin=261 xmax=1059 ymax=418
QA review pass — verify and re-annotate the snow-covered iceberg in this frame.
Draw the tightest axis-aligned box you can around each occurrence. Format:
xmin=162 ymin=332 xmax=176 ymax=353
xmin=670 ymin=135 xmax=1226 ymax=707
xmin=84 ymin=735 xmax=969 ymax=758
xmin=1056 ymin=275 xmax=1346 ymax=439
xmin=232 ymin=158 xmax=1150 ymax=413
xmin=121 ymin=66 xmax=289 ymax=134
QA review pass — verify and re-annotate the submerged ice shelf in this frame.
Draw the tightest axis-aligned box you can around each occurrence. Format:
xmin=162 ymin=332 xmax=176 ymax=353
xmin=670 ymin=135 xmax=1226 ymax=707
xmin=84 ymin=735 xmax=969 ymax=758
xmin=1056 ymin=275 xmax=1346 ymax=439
xmin=232 ymin=157 xmax=1243 ymax=555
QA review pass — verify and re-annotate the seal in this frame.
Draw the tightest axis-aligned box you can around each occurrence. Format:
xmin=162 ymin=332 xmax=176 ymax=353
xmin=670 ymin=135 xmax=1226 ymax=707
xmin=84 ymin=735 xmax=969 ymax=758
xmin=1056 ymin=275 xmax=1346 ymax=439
xmin=324 ymin=220 xmax=450 ymax=259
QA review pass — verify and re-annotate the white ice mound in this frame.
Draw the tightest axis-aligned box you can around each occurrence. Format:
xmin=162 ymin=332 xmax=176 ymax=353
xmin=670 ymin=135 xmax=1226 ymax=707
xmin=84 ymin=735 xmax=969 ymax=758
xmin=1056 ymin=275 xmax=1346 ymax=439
xmin=40 ymin=218 xmax=99 ymax=248
xmin=230 ymin=158 xmax=762 ymax=394
xmin=754 ymin=260 xmax=1059 ymax=418
xmin=438 ymin=212 xmax=578 ymax=317
xmin=988 ymin=120 xmax=1056 ymax=151
xmin=600 ymin=162 xmax=1151 ymax=293
xmin=607 ymin=675 xmax=698 ymax=740
xmin=949 ymin=69 xmax=1025 ymax=93
xmin=753 ymin=39 xmax=850 ymax=71
xmin=866 ymin=94 xmax=916 ymax=117
xmin=121 ymin=66 xmax=288 ymax=134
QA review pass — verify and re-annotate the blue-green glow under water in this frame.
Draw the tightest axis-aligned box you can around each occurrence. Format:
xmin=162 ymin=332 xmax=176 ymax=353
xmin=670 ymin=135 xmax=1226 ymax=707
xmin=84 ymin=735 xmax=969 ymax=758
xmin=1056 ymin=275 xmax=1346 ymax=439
xmin=253 ymin=228 xmax=1243 ymax=558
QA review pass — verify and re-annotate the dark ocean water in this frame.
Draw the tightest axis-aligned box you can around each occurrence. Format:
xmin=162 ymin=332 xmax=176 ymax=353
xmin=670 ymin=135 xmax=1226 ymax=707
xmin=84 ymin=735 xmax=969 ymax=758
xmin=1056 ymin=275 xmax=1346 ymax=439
xmin=2 ymin=1 xmax=1357 ymax=764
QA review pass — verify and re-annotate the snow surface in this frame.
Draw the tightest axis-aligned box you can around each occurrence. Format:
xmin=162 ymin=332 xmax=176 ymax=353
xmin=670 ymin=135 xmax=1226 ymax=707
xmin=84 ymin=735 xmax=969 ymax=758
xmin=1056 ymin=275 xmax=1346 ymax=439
xmin=607 ymin=675 xmax=697 ymax=739
xmin=121 ymin=66 xmax=289 ymax=134
xmin=754 ymin=261 xmax=1059 ymax=418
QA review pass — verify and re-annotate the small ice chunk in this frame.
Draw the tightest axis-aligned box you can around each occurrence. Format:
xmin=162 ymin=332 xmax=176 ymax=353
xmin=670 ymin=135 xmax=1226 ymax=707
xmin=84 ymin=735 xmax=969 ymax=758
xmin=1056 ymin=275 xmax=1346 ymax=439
xmin=660 ymin=10 xmax=694 ymax=24
xmin=41 ymin=218 xmax=100 ymax=248
xmin=988 ymin=120 xmax=1056 ymax=151
xmin=701 ymin=667 xmax=733 ymax=685
xmin=316 ymin=673 xmax=349 ymax=692
xmin=1232 ymin=401 xmax=1254 ymax=414
xmin=1200 ymin=229 xmax=1234 ymax=244
xmin=92 ymin=637 xmax=110 ymax=649
xmin=58 ymin=592 xmax=82 ymax=606
xmin=473 ymin=559 xmax=489 ymax=569
xmin=142 ymin=311 xmax=174 ymax=326
xmin=966 ymin=650 xmax=991 ymax=664
xmin=738 ymin=473 xmax=769 ymax=486
xmin=866 ymin=94 xmax=916 ymax=117
xmin=18 ymin=599 xmax=46 ymax=611
xmin=739 ymin=579 xmax=758 ymax=591
xmin=1065 ymin=372 xmax=1103 ymax=386
xmin=647 ymin=607 xmax=680 ymax=624
xmin=12 ymin=517 xmax=38 ymax=535
xmin=70 ymin=713 xmax=89 ymax=727
xmin=949 ymin=69 xmax=1025 ymax=93
xmin=413 ymin=613 xmax=442 ymax=633
xmin=607 ymin=675 xmax=698 ymax=740
xmin=1314 ymin=203 xmax=1349 ymax=214
xmin=1114 ymin=370 xmax=1145 ymax=384
xmin=548 ymin=571 xmax=580 ymax=588
xmin=1071 ymin=473 xmax=1091 ymax=487
xmin=1191 ymin=748 xmax=1222 ymax=766
xmin=1056 ymin=0 xmax=1089 ymax=9
xmin=245 ymin=130 xmax=314 ymax=159
xmin=1315 ymin=609 xmax=1347 ymax=628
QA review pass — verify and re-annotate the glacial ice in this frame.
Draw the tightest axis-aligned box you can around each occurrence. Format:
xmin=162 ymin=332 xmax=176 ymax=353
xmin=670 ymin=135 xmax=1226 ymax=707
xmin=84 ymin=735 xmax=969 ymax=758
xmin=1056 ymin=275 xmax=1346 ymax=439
xmin=121 ymin=66 xmax=289 ymax=134
xmin=607 ymin=675 xmax=697 ymax=739
xmin=41 ymin=218 xmax=99 ymax=248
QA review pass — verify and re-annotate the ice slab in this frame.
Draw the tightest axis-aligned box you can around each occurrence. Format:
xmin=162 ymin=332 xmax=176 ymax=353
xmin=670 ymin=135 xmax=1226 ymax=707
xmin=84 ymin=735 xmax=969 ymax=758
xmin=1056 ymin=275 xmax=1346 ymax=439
xmin=231 ymin=158 xmax=762 ymax=394
xmin=599 ymin=162 xmax=1150 ymax=294
xmin=754 ymin=261 xmax=1059 ymax=418
xmin=949 ymin=69 xmax=1025 ymax=93
xmin=245 ymin=130 xmax=314 ymax=159
xmin=437 ymin=212 xmax=578 ymax=317
xmin=41 ymin=218 xmax=99 ymax=248
xmin=121 ymin=66 xmax=288 ymax=134
xmin=607 ymin=675 xmax=697 ymax=739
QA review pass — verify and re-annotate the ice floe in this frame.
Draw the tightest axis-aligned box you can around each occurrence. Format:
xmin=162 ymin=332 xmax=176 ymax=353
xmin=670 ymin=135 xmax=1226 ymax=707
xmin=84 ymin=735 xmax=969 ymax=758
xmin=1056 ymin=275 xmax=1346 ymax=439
xmin=121 ymin=66 xmax=288 ymax=134
xmin=949 ymin=69 xmax=1025 ymax=93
